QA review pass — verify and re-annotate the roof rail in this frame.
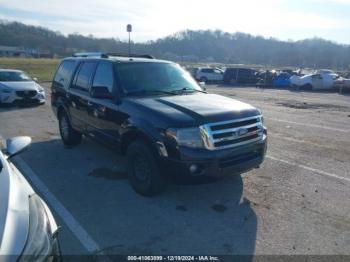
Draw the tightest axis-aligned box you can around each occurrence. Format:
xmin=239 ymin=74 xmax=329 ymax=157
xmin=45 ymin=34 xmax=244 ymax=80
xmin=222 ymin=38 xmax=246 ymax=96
xmin=72 ymin=52 xmax=108 ymax=58
xmin=106 ymin=53 xmax=155 ymax=59
xmin=72 ymin=52 xmax=154 ymax=59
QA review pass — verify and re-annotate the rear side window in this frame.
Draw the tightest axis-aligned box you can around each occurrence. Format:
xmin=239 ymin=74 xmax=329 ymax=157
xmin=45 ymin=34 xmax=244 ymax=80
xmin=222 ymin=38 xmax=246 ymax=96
xmin=202 ymin=69 xmax=213 ymax=73
xmin=53 ymin=61 xmax=75 ymax=88
xmin=72 ymin=62 xmax=96 ymax=92
xmin=92 ymin=62 xmax=114 ymax=93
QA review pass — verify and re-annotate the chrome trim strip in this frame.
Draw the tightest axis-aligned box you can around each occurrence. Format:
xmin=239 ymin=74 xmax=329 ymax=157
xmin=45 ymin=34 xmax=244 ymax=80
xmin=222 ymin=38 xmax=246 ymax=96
xmin=211 ymin=123 xmax=261 ymax=135
xmin=205 ymin=115 xmax=262 ymax=128
xmin=213 ymin=136 xmax=263 ymax=150
xmin=213 ymin=130 xmax=260 ymax=143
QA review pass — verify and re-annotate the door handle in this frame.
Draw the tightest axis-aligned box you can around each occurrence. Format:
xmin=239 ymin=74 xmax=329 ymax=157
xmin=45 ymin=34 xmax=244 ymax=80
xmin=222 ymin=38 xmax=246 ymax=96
xmin=87 ymin=101 xmax=93 ymax=106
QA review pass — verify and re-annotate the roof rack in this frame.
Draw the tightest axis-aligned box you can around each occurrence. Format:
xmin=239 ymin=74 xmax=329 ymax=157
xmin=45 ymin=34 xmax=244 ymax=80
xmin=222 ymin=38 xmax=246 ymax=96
xmin=72 ymin=52 xmax=108 ymax=58
xmin=72 ymin=52 xmax=154 ymax=59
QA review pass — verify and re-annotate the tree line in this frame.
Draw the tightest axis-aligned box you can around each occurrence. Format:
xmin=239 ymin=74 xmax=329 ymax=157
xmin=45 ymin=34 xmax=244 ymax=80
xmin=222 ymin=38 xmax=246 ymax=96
xmin=1 ymin=20 xmax=349 ymax=69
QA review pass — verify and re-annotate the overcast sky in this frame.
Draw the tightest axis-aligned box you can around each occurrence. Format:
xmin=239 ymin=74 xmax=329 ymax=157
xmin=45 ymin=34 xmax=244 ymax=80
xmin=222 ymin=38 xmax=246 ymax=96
xmin=0 ymin=0 xmax=350 ymax=44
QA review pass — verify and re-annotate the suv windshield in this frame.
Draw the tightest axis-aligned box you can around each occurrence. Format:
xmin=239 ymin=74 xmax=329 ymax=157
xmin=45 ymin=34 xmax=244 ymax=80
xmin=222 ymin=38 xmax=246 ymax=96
xmin=0 ymin=71 xmax=32 ymax=82
xmin=115 ymin=62 xmax=203 ymax=96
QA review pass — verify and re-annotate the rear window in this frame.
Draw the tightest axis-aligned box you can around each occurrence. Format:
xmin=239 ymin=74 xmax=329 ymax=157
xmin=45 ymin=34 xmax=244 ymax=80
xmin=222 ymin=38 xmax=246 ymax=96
xmin=53 ymin=61 xmax=76 ymax=88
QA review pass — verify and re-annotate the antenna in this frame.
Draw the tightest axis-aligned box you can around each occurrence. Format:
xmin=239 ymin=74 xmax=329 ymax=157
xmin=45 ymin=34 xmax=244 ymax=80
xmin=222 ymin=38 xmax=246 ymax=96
xmin=127 ymin=24 xmax=132 ymax=56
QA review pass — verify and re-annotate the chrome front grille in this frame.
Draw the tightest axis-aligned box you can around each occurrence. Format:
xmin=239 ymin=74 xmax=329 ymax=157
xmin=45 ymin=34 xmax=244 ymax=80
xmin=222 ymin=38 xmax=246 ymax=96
xmin=200 ymin=115 xmax=264 ymax=150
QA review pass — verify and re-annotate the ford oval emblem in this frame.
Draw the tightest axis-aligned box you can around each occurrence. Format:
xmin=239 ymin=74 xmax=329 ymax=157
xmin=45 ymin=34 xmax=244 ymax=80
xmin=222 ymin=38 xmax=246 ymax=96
xmin=237 ymin=128 xmax=249 ymax=136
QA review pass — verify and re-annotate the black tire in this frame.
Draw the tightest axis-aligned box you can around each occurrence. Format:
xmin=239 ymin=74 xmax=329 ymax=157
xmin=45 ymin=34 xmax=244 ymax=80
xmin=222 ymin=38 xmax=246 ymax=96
xmin=200 ymin=77 xmax=208 ymax=83
xmin=126 ymin=140 xmax=166 ymax=196
xmin=58 ymin=111 xmax=82 ymax=146
xmin=301 ymin=83 xmax=313 ymax=90
xmin=229 ymin=78 xmax=237 ymax=85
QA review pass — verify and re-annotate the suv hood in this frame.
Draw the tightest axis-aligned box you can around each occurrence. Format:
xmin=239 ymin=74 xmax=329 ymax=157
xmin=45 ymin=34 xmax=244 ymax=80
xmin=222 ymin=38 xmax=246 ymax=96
xmin=126 ymin=93 xmax=260 ymax=127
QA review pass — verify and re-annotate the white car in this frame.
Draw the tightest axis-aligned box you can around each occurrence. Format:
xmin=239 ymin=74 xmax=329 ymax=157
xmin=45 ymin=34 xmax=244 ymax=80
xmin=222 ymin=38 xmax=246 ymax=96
xmin=195 ymin=67 xmax=224 ymax=83
xmin=290 ymin=69 xmax=338 ymax=90
xmin=0 ymin=69 xmax=45 ymax=106
xmin=0 ymin=137 xmax=61 ymax=261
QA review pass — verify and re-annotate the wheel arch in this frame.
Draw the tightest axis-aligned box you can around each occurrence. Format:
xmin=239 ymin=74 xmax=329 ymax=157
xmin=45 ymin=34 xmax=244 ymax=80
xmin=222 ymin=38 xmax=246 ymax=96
xmin=120 ymin=129 xmax=158 ymax=156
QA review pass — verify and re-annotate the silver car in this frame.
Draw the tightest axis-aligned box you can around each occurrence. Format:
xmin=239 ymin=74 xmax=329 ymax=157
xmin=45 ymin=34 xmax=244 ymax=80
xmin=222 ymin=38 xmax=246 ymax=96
xmin=0 ymin=70 xmax=45 ymax=106
xmin=0 ymin=137 xmax=60 ymax=261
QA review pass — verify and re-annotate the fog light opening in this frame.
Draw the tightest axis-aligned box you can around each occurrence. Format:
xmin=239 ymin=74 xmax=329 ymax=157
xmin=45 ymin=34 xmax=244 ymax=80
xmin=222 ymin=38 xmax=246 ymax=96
xmin=189 ymin=164 xmax=202 ymax=175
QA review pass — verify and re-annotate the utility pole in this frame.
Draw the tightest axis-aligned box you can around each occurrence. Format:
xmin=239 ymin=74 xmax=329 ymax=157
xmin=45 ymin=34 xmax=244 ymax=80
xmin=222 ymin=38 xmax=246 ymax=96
xmin=127 ymin=24 xmax=132 ymax=56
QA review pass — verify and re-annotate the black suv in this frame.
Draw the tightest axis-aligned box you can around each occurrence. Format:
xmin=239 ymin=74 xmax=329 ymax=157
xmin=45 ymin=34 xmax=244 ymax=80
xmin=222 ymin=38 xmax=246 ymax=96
xmin=223 ymin=68 xmax=258 ymax=85
xmin=51 ymin=53 xmax=267 ymax=196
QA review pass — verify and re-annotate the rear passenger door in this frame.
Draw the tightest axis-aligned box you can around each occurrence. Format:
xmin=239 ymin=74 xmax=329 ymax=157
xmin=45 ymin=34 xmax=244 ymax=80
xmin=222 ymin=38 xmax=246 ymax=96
xmin=68 ymin=61 xmax=96 ymax=132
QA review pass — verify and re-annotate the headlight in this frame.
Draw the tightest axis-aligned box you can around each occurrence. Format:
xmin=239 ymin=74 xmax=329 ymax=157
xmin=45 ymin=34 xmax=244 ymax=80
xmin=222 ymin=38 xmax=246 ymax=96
xmin=36 ymin=84 xmax=45 ymax=93
xmin=20 ymin=194 xmax=56 ymax=261
xmin=166 ymin=127 xmax=204 ymax=148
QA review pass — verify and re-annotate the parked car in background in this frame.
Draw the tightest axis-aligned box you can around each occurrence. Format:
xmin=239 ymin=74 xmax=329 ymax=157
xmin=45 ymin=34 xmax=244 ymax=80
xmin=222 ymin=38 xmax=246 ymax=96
xmin=290 ymin=69 xmax=339 ymax=90
xmin=0 ymin=69 xmax=45 ymax=106
xmin=223 ymin=68 xmax=258 ymax=85
xmin=255 ymin=70 xmax=277 ymax=87
xmin=334 ymin=76 xmax=350 ymax=92
xmin=272 ymin=72 xmax=291 ymax=87
xmin=0 ymin=137 xmax=61 ymax=261
xmin=51 ymin=53 xmax=267 ymax=196
xmin=195 ymin=67 xmax=224 ymax=83
xmin=186 ymin=67 xmax=199 ymax=78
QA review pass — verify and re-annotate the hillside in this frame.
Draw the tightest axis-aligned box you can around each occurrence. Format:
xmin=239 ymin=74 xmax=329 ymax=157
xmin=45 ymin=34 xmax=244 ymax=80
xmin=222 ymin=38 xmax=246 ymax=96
xmin=0 ymin=20 xmax=350 ymax=69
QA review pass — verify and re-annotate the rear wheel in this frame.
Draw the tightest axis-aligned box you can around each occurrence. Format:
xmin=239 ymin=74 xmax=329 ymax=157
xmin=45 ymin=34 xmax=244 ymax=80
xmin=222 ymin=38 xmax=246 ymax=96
xmin=126 ymin=140 xmax=166 ymax=196
xmin=229 ymin=78 xmax=237 ymax=85
xmin=58 ymin=111 xmax=82 ymax=146
xmin=301 ymin=83 xmax=313 ymax=90
xmin=200 ymin=77 xmax=208 ymax=83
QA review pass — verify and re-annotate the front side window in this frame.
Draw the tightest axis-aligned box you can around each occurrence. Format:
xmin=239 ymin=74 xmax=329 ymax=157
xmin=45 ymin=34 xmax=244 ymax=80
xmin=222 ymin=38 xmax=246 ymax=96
xmin=53 ymin=61 xmax=76 ymax=88
xmin=115 ymin=62 xmax=203 ymax=95
xmin=92 ymin=62 xmax=114 ymax=93
xmin=72 ymin=62 xmax=96 ymax=92
xmin=0 ymin=71 xmax=31 ymax=82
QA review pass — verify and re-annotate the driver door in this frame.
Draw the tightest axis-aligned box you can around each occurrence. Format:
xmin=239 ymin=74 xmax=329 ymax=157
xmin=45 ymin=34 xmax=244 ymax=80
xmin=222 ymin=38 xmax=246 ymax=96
xmin=311 ymin=74 xmax=323 ymax=90
xmin=86 ymin=61 xmax=120 ymax=146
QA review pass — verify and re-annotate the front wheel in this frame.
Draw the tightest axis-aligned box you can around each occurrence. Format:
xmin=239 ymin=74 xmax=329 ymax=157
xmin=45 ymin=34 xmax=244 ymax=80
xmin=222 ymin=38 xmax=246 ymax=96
xmin=58 ymin=111 xmax=82 ymax=146
xmin=126 ymin=140 xmax=166 ymax=196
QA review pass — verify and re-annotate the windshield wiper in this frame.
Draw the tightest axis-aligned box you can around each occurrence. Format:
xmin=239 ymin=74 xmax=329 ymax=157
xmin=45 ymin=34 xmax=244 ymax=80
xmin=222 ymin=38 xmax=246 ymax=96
xmin=172 ymin=87 xmax=207 ymax=94
xmin=126 ymin=89 xmax=177 ymax=96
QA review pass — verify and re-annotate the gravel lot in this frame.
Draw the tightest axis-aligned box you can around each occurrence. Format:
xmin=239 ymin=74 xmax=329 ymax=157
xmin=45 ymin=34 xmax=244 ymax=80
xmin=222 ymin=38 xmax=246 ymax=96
xmin=0 ymin=84 xmax=350 ymax=258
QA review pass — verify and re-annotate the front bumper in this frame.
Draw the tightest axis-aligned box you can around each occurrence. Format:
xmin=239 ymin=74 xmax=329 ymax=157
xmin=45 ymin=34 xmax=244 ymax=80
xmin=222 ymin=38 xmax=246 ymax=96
xmin=0 ymin=91 xmax=45 ymax=105
xmin=162 ymin=135 xmax=267 ymax=178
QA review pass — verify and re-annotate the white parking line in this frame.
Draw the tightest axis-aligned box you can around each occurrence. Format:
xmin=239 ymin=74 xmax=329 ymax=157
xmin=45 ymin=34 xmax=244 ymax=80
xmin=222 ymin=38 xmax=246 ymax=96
xmin=266 ymin=117 xmax=349 ymax=133
xmin=267 ymin=155 xmax=350 ymax=183
xmin=13 ymin=156 xmax=101 ymax=253
xmin=0 ymin=132 xmax=102 ymax=254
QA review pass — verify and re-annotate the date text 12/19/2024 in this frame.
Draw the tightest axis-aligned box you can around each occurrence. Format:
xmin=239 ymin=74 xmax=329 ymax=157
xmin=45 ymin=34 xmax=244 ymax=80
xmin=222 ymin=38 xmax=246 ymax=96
xmin=127 ymin=256 xmax=220 ymax=261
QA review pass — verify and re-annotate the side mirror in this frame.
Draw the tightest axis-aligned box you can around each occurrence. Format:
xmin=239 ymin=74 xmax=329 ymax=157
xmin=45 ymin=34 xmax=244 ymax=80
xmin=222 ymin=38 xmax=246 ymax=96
xmin=6 ymin=136 xmax=31 ymax=158
xmin=33 ymin=77 xmax=38 ymax=82
xmin=91 ymin=86 xmax=113 ymax=99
